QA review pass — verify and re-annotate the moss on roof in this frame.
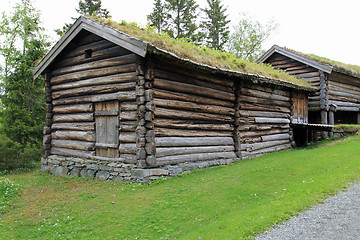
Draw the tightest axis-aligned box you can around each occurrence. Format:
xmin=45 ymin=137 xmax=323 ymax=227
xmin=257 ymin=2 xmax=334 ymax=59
xmin=90 ymin=16 xmax=311 ymax=88
xmin=306 ymin=54 xmax=360 ymax=78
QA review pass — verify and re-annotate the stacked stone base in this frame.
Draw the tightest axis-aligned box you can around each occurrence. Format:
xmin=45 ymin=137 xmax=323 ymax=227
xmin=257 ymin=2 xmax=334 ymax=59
xmin=41 ymin=155 xmax=238 ymax=182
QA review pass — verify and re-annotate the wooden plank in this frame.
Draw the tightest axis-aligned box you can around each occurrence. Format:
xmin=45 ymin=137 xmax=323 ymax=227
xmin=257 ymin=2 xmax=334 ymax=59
xmin=155 ymin=128 xmax=233 ymax=137
xmin=154 ymin=98 xmax=235 ymax=116
xmin=51 ymin=72 xmax=137 ymax=91
xmin=154 ymin=78 xmax=235 ymax=101
xmin=52 ymin=122 xmax=95 ymax=131
xmin=52 ymin=91 xmax=136 ymax=105
xmin=52 ymin=139 xmax=95 ymax=151
xmin=261 ymin=133 xmax=290 ymax=142
xmin=52 ymin=54 xmax=137 ymax=76
xmin=155 ymin=152 xmax=237 ymax=166
xmin=155 ymin=107 xmax=234 ymax=123
xmin=52 ymin=82 xmax=136 ymax=99
xmin=254 ymin=117 xmax=290 ymax=124
xmin=53 ymin=113 xmax=94 ymax=122
xmin=51 ymin=130 xmax=95 ymax=142
xmin=53 ymin=103 xmax=93 ymax=113
xmin=51 ymin=63 xmax=137 ymax=85
xmin=154 ymin=89 xmax=233 ymax=108
xmin=156 ymin=145 xmax=235 ymax=158
xmin=156 ymin=137 xmax=234 ymax=147
xmin=154 ymin=119 xmax=234 ymax=131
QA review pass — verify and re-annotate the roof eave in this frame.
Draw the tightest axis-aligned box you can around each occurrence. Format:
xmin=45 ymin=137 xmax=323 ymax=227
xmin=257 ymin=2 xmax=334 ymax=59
xmin=258 ymin=45 xmax=333 ymax=74
xmin=33 ymin=16 xmax=148 ymax=79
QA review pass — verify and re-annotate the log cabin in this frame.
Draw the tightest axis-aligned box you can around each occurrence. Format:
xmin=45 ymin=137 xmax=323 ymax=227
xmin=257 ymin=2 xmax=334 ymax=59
xmin=258 ymin=45 xmax=360 ymax=126
xmin=35 ymin=17 xmax=315 ymax=182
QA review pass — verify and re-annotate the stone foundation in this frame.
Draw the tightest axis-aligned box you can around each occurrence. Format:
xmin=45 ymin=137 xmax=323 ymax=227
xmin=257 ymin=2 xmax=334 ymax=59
xmin=41 ymin=155 xmax=238 ymax=182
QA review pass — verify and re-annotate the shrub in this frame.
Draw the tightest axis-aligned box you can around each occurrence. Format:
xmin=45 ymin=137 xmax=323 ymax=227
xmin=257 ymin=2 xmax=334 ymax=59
xmin=0 ymin=133 xmax=41 ymax=172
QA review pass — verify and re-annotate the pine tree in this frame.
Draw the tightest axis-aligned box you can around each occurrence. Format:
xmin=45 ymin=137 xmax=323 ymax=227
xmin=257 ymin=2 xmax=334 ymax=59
xmin=164 ymin=0 xmax=199 ymax=42
xmin=147 ymin=0 xmax=166 ymax=33
xmin=55 ymin=0 xmax=110 ymax=36
xmin=0 ymin=0 xmax=49 ymax=146
xmin=202 ymin=0 xmax=230 ymax=50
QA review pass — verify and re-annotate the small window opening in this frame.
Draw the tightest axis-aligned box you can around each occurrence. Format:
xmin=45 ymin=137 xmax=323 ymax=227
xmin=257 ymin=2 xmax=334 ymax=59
xmin=85 ymin=49 xmax=93 ymax=59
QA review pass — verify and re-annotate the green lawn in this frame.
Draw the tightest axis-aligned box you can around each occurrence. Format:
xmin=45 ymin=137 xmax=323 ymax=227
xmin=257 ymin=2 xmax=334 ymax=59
xmin=1 ymin=135 xmax=360 ymax=239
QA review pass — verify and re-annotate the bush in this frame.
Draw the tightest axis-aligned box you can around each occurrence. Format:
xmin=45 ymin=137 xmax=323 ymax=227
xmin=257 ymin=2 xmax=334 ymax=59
xmin=0 ymin=133 xmax=41 ymax=172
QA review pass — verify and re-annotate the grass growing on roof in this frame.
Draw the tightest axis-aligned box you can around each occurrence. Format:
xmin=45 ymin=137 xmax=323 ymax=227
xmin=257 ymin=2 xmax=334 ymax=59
xmin=1 ymin=135 xmax=360 ymax=239
xmin=90 ymin=16 xmax=310 ymax=88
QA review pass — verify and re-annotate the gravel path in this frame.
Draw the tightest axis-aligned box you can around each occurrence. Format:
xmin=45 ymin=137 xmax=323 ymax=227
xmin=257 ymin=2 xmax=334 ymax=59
xmin=255 ymin=182 xmax=360 ymax=240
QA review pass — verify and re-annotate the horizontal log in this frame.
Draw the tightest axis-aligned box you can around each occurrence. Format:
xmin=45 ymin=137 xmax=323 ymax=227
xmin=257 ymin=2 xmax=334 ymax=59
xmin=121 ymin=102 xmax=138 ymax=111
xmin=328 ymin=83 xmax=360 ymax=96
xmin=51 ymin=63 xmax=137 ymax=85
xmin=51 ymin=130 xmax=95 ymax=142
xmin=52 ymin=46 xmax=131 ymax=70
xmin=52 ymin=122 xmax=95 ymax=131
xmin=154 ymin=119 xmax=234 ymax=131
xmin=240 ymin=110 xmax=289 ymax=118
xmin=156 ymin=137 xmax=234 ymax=147
xmin=57 ymin=39 xmax=115 ymax=60
xmin=240 ymin=128 xmax=289 ymax=139
xmin=154 ymin=60 xmax=234 ymax=88
xmin=53 ymin=103 xmax=93 ymax=113
xmin=52 ymin=54 xmax=137 ymax=76
xmin=156 ymin=145 xmax=235 ymax=158
xmin=328 ymin=94 xmax=360 ymax=104
xmin=328 ymin=100 xmax=360 ymax=108
xmin=154 ymin=98 xmax=234 ymax=116
xmin=240 ymin=88 xmax=289 ymax=102
xmin=52 ymin=91 xmax=136 ymax=105
xmin=242 ymin=143 xmax=291 ymax=158
xmin=261 ymin=133 xmax=290 ymax=142
xmin=154 ymin=69 xmax=233 ymax=93
xmin=51 ymin=147 xmax=95 ymax=158
xmin=241 ymin=139 xmax=289 ymax=152
xmin=295 ymin=72 xmax=320 ymax=79
xmin=51 ymin=72 xmax=137 ymax=91
xmin=51 ymin=139 xmax=95 ymax=151
xmin=328 ymin=80 xmax=360 ymax=93
xmin=240 ymin=102 xmax=290 ymax=113
xmin=119 ymin=132 xmax=136 ymax=143
xmin=154 ymin=88 xmax=233 ymax=108
xmin=154 ymin=78 xmax=235 ymax=101
xmin=120 ymin=111 xmax=137 ymax=121
xmin=334 ymin=106 xmax=360 ymax=111
xmin=238 ymin=124 xmax=289 ymax=131
xmin=155 ymin=128 xmax=233 ymax=137
xmin=328 ymin=90 xmax=360 ymax=101
xmin=240 ymin=95 xmax=290 ymax=107
xmin=53 ymin=113 xmax=94 ymax=122
xmin=155 ymin=151 xmax=237 ymax=166
xmin=155 ymin=107 xmax=233 ymax=122
xmin=120 ymin=121 xmax=137 ymax=131
xmin=52 ymin=82 xmax=136 ymax=99
xmin=254 ymin=117 xmax=290 ymax=124
xmin=119 ymin=143 xmax=137 ymax=154
xmin=242 ymin=83 xmax=290 ymax=97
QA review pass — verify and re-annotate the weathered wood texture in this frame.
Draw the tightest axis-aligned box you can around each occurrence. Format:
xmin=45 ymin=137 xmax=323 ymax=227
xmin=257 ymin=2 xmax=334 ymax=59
xmin=264 ymin=53 xmax=321 ymax=111
xmin=48 ymin=33 xmax=138 ymax=161
xmin=238 ymin=82 xmax=292 ymax=158
xmin=152 ymin=58 xmax=237 ymax=165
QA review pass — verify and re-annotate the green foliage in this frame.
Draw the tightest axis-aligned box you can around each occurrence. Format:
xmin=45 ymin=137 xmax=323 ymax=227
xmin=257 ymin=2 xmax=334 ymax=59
xmin=162 ymin=0 xmax=200 ymax=43
xmin=201 ymin=0 xmax=230 ymax=50
xmin=55 ymin=0 xmax=110 ymax=36
xmin=229 ymin=13 xmax=278 ymax=62
xmin=0 ymin=133 xmax=41 ymax=171
xmin=0 ymin=0 xmax=48 ymax=148
xmin=0 ymin=177 xmax=20 ymax=214
xmin=1 ymin=136 xmax=360 ymax=239
xmin=92 ymin=16 xmax=310 ymax=87
xmin=147 ymin=0 xmax=167 ymax=33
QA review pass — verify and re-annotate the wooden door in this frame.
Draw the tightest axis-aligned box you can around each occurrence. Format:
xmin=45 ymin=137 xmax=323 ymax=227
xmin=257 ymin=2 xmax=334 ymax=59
xmin=95 ymin=101 xmax=119 ymax=158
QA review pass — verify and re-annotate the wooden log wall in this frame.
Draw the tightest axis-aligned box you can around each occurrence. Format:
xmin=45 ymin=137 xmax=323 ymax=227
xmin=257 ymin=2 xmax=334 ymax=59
xmin=265 ymin=53 xmax=322 ymax=112
xmin=239 ymin=82 xmax=292 ymax=158
xmin=151 ymin=57 xmax=237 ymax=166
xmin=48 ymin=32 xmax=138 ymax=163
xmin=327 ymin=72 xmax=360 ymax=112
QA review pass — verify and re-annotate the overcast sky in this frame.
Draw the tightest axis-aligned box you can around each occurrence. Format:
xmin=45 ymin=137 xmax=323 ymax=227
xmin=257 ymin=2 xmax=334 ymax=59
xmin=3 ymin=0 xmax=360 ymax=66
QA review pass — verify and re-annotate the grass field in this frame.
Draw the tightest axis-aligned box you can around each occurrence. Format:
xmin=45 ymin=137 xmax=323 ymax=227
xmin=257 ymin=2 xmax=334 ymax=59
xmin=1 ymin=134 xmax=360 ymax=239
